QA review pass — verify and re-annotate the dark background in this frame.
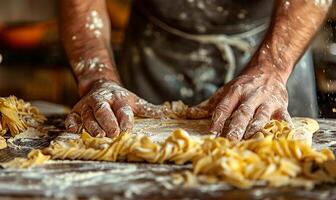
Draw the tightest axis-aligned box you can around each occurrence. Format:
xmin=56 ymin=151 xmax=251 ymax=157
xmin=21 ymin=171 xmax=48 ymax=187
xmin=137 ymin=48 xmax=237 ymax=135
xmin=0 ymin=0 xmax=335 ymax=117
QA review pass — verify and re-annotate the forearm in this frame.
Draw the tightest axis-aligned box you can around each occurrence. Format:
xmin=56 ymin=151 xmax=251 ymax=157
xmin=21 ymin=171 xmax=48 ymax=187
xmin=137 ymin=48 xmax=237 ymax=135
xmin=244 ymin=0 xmax=332 ymax=82
xmin=60 ymin=0 xmax=121 ymax=96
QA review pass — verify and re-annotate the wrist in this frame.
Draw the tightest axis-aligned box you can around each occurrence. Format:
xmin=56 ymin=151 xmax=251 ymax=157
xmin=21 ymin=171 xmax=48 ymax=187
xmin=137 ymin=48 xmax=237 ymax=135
xmin=77 ymin=69 xmax=121 ymax=96
xmin=247 ymin=44 xmax=295 ymax=83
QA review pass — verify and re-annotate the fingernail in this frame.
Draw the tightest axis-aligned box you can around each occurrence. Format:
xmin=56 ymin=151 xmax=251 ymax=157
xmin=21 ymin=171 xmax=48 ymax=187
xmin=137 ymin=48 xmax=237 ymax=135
xmin=107 ymin=128 xmax=119 ymax=137
xmin=96 ymin=133 xmax=105 ymax=138
xmin=210 ymin=130 xmax=219 ymax=136
xmin=120 ymin=125 xmax=128 ymax=133
xmin=120 ymin=122 xmax=132 ymax=133
xmin=75 ymin=125 xmax=83 ymax=134
xmin=216 ymin=132 xmax=222 ymax=137
xmin=67 ymin=124 xmax=75 ymax=129
xmin=227 ymin=131 xmax=239 ymax=141
xmin=243 ymin=132 xmax=252 ymax=140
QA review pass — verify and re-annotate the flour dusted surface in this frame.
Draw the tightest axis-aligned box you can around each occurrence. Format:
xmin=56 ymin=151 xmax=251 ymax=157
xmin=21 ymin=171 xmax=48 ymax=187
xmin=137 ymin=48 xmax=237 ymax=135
xmin=1 ymin=118 xmax=336 ymax=199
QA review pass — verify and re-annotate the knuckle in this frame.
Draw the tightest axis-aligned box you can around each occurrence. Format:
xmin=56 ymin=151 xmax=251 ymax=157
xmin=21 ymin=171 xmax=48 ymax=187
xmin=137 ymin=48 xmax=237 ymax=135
xmin=81 ymin=109 xmax=90 ymax=117
xmin=212 ymin=120 xmax=225 ymax=129
xmin=89 ymin=95 xmax=101 ymax=103
xmin=229 ymin=84 xmax=242 ymax=93
xmin=117 ymin=106 xmax=133 ymax=115
xmin=258 ymin=104 xmax=267 ymax=110
xmin=87 ymin=125 xmax=100 ymax=135
xmin=94 ymin=101 xmax=110 ymax=113
xmin=82 ymin=105 xmax=92 ymax=113
xmin=249 ymin=125 xmax=260 ymax=132
xmin=238 ymin=104 xmax=254 ymax=116
xmin=211 ymin=111 xmax=222 ymax=121
xmin=247 ymin=122 xmax=263 ymax=133
xmin=216 ymin=104 xmax=231 ymax=114
xmin=258 ymin=86 xmax=268 ymax=94
xmin=257 ymin=109 xmax=270 ymax=118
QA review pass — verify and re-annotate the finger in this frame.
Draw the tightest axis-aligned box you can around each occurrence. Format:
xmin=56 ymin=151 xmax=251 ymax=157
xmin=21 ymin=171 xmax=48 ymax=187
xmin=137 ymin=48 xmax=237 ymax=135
xmin=111 ymin=97 xmax=134 ymax=133
xmin=81 ymin=105 xmax=106 ymax=137
xmin=185 ymin=100 xmax=211 ymax=119
xmin=223 ymin=103 xmax=256 ymax=141
xmin=65 ymin=112 xmax=81 ymax=133
xmin=244 ymin=104 xmax=272 ymax=139
xmin=210 ymin=89 xmax=241 ymax=136
xmin=223 ymin=93 xmax=265 ymax=141
xmin=92 ymin=101 xmax=120 ymax=137
xmin=118 ymin=106 xmax=134 ymax=132
xmin=273 ymin=109 xmax=293 ymax=128
xmin=115 ymin=105 xmax=134 ymax=132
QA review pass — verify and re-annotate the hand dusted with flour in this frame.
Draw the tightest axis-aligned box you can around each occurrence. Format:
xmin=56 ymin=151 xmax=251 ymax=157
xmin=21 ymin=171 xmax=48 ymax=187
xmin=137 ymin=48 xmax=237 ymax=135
xmin=60 ymin=0 xmax=173 ymax=137
xmin=187 ymin=0 xmax=331 ymax=141
xmin=186 ymin=74 xmax=290 ymax=141
xmin=66 ymin=80 xmax=173 ymax=137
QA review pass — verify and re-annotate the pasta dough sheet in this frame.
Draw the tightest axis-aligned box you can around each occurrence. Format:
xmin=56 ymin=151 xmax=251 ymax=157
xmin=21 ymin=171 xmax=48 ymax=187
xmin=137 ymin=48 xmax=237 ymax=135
xmin=137 ymin=117 xmax=319 ymax=144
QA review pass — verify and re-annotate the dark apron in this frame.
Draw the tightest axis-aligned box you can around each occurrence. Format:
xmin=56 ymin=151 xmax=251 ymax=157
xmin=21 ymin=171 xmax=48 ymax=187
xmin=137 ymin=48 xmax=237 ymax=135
xmin=119 ymin=0 xmax=318 ymax=117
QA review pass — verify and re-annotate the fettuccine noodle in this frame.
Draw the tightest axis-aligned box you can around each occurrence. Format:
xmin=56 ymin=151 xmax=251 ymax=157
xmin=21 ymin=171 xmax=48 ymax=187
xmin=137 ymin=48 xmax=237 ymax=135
xmin=4 ymin=119 xmax=336 ymax=189
xmin=0 ymin=136 xmax=6 ymax=150
xmin=0 ymin=96 xmax=46 ymax=150
xmin=0 ymin=96 xmax=46 ymax=136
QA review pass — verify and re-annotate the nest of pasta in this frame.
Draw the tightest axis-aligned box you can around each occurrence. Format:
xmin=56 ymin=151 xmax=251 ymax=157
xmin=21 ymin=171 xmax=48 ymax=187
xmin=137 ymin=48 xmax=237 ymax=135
xmin=0 ymin=96 xmax=46 ymax=136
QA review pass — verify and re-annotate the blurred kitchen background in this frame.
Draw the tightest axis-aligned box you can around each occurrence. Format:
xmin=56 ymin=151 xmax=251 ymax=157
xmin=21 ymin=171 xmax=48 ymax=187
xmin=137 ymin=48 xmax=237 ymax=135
xmin=0 ymin=0 xmax=335 ymax=117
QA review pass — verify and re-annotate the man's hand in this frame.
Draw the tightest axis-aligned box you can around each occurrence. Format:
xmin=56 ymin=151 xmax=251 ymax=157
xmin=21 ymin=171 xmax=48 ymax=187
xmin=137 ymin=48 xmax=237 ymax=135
xmin=186 ymin=0 xmax=331 ymax=141
xmin=186 ymin=72 xmax=291 ymax=141
xmin=65 ymin=80 xmax=170 ymax=137
xmin=212 ymin=73 xmax=291 ymax=141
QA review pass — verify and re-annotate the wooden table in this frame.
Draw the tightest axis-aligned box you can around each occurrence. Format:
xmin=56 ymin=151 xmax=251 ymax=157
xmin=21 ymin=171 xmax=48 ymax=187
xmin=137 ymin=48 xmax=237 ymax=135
xmin=0 ymin=116 xmax=336 ymax=200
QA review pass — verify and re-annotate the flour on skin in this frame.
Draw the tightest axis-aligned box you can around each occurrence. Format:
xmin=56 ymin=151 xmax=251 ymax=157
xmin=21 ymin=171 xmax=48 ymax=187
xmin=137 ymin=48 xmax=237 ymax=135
xmin=85 ymin=10 xmax=104 ymax=38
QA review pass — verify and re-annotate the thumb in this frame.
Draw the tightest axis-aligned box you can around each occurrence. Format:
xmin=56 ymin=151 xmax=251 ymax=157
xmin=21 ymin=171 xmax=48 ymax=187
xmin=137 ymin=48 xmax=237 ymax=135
xmin=185 ymin=100 xmax=211 ymax=119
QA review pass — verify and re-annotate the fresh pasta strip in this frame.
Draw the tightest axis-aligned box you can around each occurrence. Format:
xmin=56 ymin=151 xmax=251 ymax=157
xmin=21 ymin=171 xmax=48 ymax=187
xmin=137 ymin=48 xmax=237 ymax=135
xmin=2 ymin=149 xmax=50 ymax=168
xmin=0 ymin=136 xmax=6 ymax=150
xmin=43 ymin=129 xmax=203 ymax=164
xmin=252 ymin=119 xmax=318 ymax=146
xmin=192 ymin=135 xmax=335 ymax=188
xmin=0 ymin=96 xmax=46 ymax=136
xmin=4 ymin=119 xmax=335 ymax=189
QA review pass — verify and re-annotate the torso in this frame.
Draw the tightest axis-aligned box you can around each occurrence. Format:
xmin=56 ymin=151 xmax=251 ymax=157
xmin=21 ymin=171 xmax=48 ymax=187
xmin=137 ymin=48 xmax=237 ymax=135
xmin=119 ymin=0 xmax=318 ymax=117
xmin=120 ymin=0 xmax=274 ymax=104
xmin=139 ymin=0 xmax=274 ymax=34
